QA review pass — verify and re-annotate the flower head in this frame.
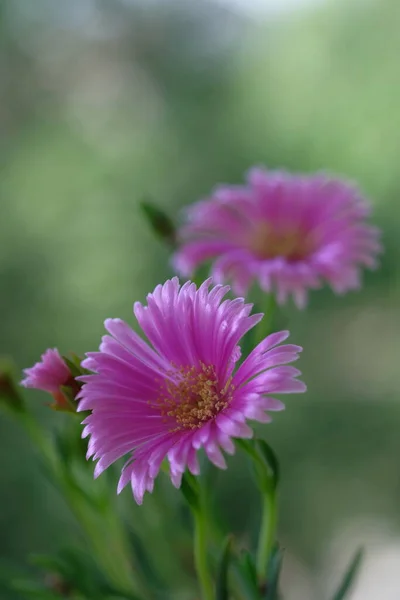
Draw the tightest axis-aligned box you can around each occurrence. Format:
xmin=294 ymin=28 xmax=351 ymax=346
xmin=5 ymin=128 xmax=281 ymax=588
xmin=21 ymin=349 xmax=79 ymax=411
xmin=21 ymin=349 xmax=70 ymax=393
xmin=78 ymin=278 xmax=305 ymax=504
xmin=173 ymin=168 xmax=382 ymax=308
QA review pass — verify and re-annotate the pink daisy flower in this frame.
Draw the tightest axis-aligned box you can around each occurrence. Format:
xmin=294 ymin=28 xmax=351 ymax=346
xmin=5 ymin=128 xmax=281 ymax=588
xmin=173 ymin=168 xmax=382 ymax=308
xmin=78 ymin=278 xmax=305 ymax=505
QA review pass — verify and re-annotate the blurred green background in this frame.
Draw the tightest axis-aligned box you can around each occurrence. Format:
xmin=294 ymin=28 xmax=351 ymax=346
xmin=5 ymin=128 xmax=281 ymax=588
xmin=1 ymin=0 xmax=400 ymax=598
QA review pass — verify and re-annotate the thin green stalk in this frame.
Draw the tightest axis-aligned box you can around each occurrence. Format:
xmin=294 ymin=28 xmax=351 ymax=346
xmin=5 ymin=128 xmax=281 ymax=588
xmin=203 ymin=509 xmax=253 ymax=600
xmin=19 ymin=412 xmax=142 ymax=596
xmin=193 ymin=509 xmax=214 ymax=600
xmin=256 ymin=486 xmax=277 ymax=582
xmin=195 ymin=470 xmax=250 ymax=600
xmin=67 ymin=494 xmax=137 ymax=593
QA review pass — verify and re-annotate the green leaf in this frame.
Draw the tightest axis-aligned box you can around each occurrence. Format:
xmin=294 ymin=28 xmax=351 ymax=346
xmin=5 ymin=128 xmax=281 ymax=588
xmin=237 ymin=550 xmax=260 ymax=600
xmin=239 ymin=551 xmax=258 ymax=586
xmin=140 ymin=200 xmax=176 ymax=245
xmin=235 ymin=438 xmax=258 ymax=460
xmin=331 ymin=548 xmax=364 ymax=600
xmin=11 ymin=580 xmax=61 ymax=600
xmin=0 ymin=559 xmax=35 ymax=592
xmin=62 ymin=356 xmax=85 ymax=379
xmin=180 ymin=472 xmax=200 ymax=512
xmin=256 ymin=440 xmax=280 ymax=489
xmin=265 ymin=543 xmax=283 ymax=600
xmin=216 ymin=536 xmax=233 ymax=600
xmin=127 ymin=530 xmax=165 ymax=591
xmin=236 ymin=438 xmax=280 ymax=493
xmin=31 ymin=547 xmax=142 ymax=600
xmin=0 ymin=360 xmax=25 ymax=413
xmin=30 ymin=554 xmax=67 ymax=574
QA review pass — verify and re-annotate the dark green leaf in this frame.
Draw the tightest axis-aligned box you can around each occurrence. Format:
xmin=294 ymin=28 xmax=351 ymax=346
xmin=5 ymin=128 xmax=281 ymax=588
xmin=216 ymin=536 xmax=233 ymax=600
xmin=237 ymin=550 xmax=260 ymax=600
xmin=62 ymin=356 xmax=85 ymax=379
xmin=240 ymin=551 xmax=258 ymax=587
xmin=127 ymin=530 xmax=165 ymax=590
xmin=256 ymin=440 xmax=280 ymax=489
xmin=0 ymin=360 xmax=25 ymax=413
xmin=30 ymin=554 xmax=67 ymax=575
xmin=140 ymin=200 xmax=176 ymax=245
xmin=236 ymin=438 xmax=280 ymax=493
xmin=265 ymin=543 xmax=283 ymax=600
xmin=0 ymin=559 xmax=35 ymax=594
xmin=236 ymin=439 xmax=258 ymax=461
xmin=30 ymin=547 xmax=138 ymax=599
xmin=11 ymin=580 xmax=61 ymax=600
xmin=331 ymin=548 xmax=364 ymax=600
xmin=180 ymin=472 xmax=200 ymax=512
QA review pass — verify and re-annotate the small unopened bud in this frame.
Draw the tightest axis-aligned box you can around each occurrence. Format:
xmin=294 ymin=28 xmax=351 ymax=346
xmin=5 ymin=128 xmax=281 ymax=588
xmin=21 ymin=349 xmax=86 ymax=413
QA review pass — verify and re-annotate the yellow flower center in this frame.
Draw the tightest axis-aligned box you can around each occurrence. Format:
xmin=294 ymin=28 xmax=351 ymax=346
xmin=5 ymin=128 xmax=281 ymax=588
xmin=250 ymin=222 xmax=314 ymax=261
xmin=155 ymin=363 xmax=233 ymax=431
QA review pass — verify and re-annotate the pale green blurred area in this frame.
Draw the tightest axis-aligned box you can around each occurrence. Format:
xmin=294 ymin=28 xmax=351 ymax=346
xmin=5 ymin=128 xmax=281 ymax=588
xmin=1 ymin=0 xmax=400 ymax=598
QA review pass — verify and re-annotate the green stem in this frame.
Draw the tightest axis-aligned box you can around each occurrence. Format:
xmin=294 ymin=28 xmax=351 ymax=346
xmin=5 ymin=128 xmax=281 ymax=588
xmin=19 ymin=412 xmax=141 ymax=596
xmin=256 ymin=486 xmax=277 ymax=582
xmin=193 ymin=509 xmax=214 ymax=600
xmin=68 ymin=495 xmax=137 ymax=593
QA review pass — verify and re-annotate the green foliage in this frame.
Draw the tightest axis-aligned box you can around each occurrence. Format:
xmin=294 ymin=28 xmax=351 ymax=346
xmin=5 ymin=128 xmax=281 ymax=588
xmin=140 ymin=201 xmax=176 ymax=246
xmin=0 ymin=361 xmax=25 ymax=413
xmin=62 ymin=356 xmax=87 ymax=380
xmin=8 ymin=548 xmax=142 ymax=600
xmin=181 ymin=472 xmax=201 ymax=513
xmin=331 ymin=548 xmax=364 ymax=600
xmin=215 ymin=536 xmax=233 ymax=600
xmin=255 ymin=440 xmax=280 ymax=491
xmin=264 ymin=544 xmax=283 ymax=600
xmin=236 ymin=439 xmax=279 ymax=493
xmin=237 ymin=551 xmax=260 ymax=600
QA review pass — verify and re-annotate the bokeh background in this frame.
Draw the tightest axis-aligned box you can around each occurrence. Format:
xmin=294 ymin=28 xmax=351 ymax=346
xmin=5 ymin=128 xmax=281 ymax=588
xmin=1 ymin=0 xmax=400 ymax=598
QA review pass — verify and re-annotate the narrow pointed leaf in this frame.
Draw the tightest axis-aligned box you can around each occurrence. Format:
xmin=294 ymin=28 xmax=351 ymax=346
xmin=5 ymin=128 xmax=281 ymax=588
xmin=140 ymin=200 xmax=176 ymax=245
xmin=216 ymin=536 xmax=233 ymax=600
xmin=180 ymin=472 xmax=200 ymax=512
xmin=11 ymin=580 xmax=61 ymax=599
xmin=331 ymin=548 xmax=364 ymax=600
xmin=237 ymin=550 xmax=260 ymax=600
xmin=128 ymin=529 xmax=165 ymax=590
xmin=63 ymin=355 xmax=86 ymax=378
xmin=256 ymin=440 xmax=280 ymax=489
xmin=0 ymin=360 xmax=25 ymax=413
xmin=237 ymin=438 xmax=280 ymax=493
xmin=265 ymin=543 xmax=283 ymax=600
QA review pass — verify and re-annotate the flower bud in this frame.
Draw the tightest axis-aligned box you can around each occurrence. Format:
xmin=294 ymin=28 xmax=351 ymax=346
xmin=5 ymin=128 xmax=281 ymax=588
xmin=21 ymin=349 xmax=84 ymax=413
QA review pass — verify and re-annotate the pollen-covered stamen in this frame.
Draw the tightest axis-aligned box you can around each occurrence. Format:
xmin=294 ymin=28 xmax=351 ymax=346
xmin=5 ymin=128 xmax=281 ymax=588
xmin=155 ymin=363 xmax=233 ymax=430
xmin=249 ymin=222 xmax=315 ymax=261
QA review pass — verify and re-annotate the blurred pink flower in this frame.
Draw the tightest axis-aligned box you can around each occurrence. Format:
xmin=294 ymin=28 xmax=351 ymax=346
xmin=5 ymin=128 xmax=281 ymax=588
xmin=173 ymin=168 xmax=382 ymax=308
xmin=21 ymin=348 xmax=70 ymax=394
xmin=78 ymin=278 xmax=305 ymax=504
